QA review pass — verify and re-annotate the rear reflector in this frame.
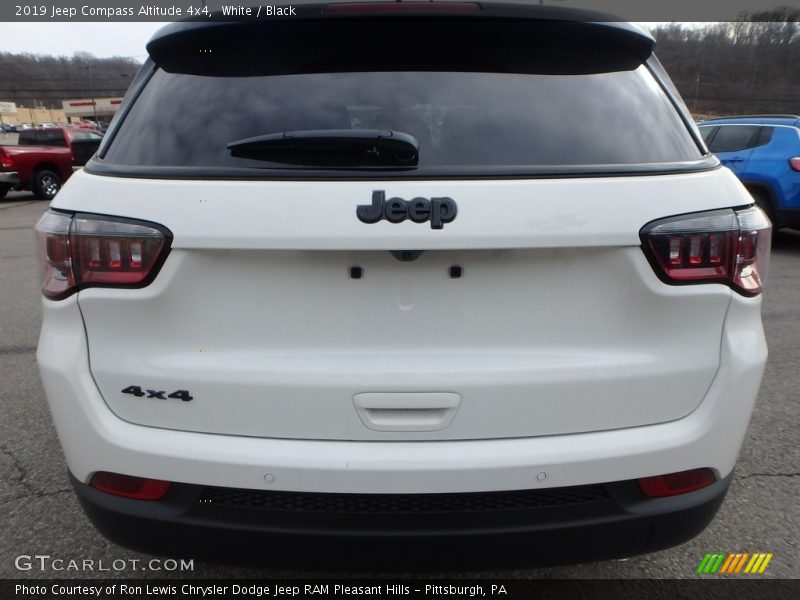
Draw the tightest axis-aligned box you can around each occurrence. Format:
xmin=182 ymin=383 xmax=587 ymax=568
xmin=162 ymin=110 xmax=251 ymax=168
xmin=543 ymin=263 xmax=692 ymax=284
xmin=34 ymin=210 xmax=172 ymax=300
xmin=638 ymin=468 xmax=716 ymax=497
xmin=790 ymin=156 xmax=800 ymax=172
xmin=640 ymin=206 xmax=771 ymax=296
xmin=90 ymin=472 xmax=171 ymax=501
xmin=324 ymin=2 xmax=481 ymax=14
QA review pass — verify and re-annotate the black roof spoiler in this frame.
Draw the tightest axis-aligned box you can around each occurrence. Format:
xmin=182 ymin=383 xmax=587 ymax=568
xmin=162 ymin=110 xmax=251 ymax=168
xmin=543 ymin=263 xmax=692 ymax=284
xmin=147 ymin=2 xmax=655 ymax=77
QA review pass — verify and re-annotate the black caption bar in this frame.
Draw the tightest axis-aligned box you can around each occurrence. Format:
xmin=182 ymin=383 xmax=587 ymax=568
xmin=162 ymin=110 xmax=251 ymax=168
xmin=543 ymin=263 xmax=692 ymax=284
xmin=3 ymin=579 xmax=800 ymax=600
xmin=2 ymin=0 xmax=799 ymax=22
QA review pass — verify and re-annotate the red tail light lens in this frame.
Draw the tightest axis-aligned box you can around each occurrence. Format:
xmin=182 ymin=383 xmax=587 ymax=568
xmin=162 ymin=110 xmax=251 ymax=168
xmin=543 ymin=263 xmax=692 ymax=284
xmin=790 ymin=156 xmax=800 ymax=172
xmin=1 ymin=152 xmax=14 ymax=169
xmin=34 ymin=210 xmax=172 ymax=300
xmin=641 ymin=206 xmax=771 ymax=297
xmin=638 ymin=468 xmax=716 ymax=497
xmin=90 ymin=472 xmax=171 ymax=501
xmin=35 ymin=211 xmax=77 ymax=299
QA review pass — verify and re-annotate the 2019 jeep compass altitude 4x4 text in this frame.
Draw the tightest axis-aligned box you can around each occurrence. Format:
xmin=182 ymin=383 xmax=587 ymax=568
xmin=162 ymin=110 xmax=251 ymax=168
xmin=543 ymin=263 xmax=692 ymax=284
xmin=35 ymin=2 xmax=770 ymax=567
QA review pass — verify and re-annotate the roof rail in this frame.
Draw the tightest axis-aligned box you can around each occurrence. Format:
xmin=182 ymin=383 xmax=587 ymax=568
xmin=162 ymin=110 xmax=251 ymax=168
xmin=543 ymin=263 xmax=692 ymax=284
xmin=702 ymin=114 xmax=800 ymax=121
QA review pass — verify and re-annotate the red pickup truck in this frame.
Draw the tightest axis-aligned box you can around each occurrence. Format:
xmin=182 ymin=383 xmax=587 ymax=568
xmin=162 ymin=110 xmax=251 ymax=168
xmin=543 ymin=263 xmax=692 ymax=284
xmin=0 ymin=127 xmax=103 ymax=200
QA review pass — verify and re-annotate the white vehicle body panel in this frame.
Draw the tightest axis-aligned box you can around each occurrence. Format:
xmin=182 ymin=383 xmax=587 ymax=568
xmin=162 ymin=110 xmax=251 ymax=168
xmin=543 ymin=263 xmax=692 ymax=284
xmin=38 ymin=292 xmax=765 ymax=493
xmin=55 ymin=169 xmax=754 ymax=441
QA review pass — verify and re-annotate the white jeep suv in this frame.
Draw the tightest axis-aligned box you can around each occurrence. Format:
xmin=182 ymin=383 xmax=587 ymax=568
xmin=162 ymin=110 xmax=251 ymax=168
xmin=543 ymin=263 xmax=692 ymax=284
xmin=35 ymin=2 xmax=770 ymax=567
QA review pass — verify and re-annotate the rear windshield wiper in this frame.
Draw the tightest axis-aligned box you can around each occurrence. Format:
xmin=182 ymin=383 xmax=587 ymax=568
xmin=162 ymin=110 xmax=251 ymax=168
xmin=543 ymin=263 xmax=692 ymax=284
xmin=226 ymin=129 xmax=419 ymax=168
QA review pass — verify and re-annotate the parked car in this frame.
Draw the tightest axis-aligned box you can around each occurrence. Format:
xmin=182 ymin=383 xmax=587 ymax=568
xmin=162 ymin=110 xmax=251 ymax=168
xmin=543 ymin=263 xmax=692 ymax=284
xmin=0 ymin=126 xmax=102 ymax=199
xmin=698 ymin=115 xmax=800 ymax=229
xmin=34 ymin=2 xmax=771 ymax=567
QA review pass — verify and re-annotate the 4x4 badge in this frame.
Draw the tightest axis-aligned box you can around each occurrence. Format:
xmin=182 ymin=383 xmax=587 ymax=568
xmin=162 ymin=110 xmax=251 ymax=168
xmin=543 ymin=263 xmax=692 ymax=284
xmin=357 ymin=190 xmax=457 ymax=229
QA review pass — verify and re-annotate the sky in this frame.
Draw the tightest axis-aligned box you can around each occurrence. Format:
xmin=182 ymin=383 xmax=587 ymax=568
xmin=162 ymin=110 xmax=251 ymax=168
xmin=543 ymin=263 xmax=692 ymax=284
xmin=0 ymin=23 xmax=167 ymax=61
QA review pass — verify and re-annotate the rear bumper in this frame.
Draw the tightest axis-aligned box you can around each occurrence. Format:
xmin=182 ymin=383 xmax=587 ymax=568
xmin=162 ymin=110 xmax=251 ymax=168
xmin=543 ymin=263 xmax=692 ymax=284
xmin=71 ymin=472 xmax=732 ymax=568
xmin=0 ymin=171 xmax=19 ymax=186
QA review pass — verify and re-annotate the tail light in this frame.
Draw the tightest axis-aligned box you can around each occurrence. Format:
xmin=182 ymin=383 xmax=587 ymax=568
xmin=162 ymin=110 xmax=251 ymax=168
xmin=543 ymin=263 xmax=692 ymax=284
xmin=638 ymin=468 xmax=716 ymax=497
xmin=34 ymin=210 xmax=172 ymax=300
xmin=90 ymin=472 xmax=171 ymax=501
xmin=790 ymin=156 xmax=800 ymax=172
xmin=1 ymin=151 xmax=14 ymax=170
xmin=640 ymin=206 xmax=771 ymax=297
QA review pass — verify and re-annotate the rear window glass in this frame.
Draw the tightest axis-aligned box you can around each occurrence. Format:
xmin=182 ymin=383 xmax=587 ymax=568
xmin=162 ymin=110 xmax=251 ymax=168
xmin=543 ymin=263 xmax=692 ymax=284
xmin=102 ymin=66 xmax=702 ymax=174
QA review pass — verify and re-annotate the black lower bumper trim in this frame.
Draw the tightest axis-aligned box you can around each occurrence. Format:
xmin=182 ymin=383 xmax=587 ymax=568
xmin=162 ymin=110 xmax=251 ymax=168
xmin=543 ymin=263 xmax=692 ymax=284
xmin=70 ymin=472 xmax=731 ymax=569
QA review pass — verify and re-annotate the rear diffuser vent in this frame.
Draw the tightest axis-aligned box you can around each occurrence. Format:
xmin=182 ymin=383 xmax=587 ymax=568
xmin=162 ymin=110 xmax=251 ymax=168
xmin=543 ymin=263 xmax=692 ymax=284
xmin=197 ymin=485 xmax=609 ymax=514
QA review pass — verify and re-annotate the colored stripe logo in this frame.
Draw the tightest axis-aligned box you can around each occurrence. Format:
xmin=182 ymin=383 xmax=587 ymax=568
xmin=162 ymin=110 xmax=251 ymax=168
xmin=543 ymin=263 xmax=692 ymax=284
xmin=696 ymin=552 xmax=773 ymax=574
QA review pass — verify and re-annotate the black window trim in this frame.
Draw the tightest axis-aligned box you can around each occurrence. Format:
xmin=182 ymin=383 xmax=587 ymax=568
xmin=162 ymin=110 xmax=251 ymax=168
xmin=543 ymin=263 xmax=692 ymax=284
xmin=85 ymin=156 xmax=721 ymax=181
xmin=644 ymin=57 xmax=708 ymax=157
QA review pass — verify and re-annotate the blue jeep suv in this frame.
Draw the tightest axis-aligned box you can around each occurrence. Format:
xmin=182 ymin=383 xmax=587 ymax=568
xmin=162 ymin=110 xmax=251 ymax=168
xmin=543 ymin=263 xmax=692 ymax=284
xmin=698 ymin=115 xmax=800 ymax=229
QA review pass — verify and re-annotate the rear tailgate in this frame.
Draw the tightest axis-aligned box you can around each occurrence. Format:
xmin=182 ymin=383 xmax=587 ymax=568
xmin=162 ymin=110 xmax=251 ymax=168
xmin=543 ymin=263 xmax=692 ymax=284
xmin=61 ymin=7 xmax=738 ymax=441
xmin=65 ymin=169 xmax=743 ymax=440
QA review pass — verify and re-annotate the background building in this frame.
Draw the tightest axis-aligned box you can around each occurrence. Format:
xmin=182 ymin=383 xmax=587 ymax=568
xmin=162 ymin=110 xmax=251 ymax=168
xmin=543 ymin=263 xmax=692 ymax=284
xmin=1 ymin=100 xmax=68 ymax=126
xmin=62 ymin=97 xmax=123 ymax=124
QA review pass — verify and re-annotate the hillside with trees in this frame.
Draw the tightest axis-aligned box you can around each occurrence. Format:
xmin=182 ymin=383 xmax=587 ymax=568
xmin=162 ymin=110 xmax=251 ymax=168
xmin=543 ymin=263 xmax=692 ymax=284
xmin=0 ymin=52 xmax=139 ymax=109
xmin=652 ymin=9 xmax=800 ymax=116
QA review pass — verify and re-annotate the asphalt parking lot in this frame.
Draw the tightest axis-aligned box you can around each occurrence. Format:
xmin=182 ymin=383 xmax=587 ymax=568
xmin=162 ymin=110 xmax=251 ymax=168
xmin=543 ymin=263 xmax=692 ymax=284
xmin=0 ymin=190 xmax=797 ymax=580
